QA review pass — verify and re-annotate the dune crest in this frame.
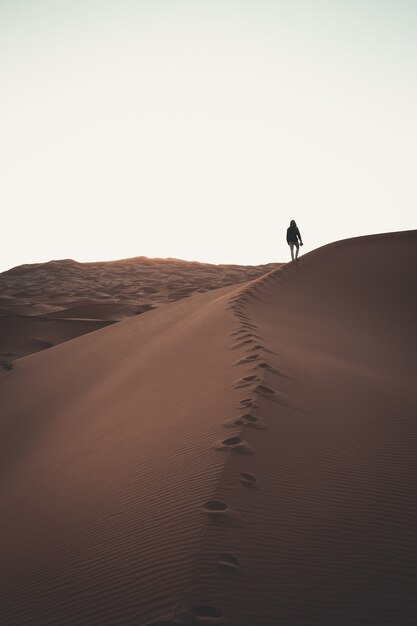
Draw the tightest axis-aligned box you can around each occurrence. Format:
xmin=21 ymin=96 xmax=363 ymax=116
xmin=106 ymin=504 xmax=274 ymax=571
xmin=1 ymin=231 xmax=416 ymax=625
xmin=0 ymin=256 xmax=280 ymax=360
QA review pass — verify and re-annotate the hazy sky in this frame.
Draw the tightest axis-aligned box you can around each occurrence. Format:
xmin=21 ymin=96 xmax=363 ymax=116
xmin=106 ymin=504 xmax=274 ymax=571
xmin=1 ymin=0 xmax=416 ymax=271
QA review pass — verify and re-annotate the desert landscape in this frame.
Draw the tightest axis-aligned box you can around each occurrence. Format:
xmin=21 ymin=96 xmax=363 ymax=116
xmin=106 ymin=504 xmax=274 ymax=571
xmin=1 ymin=230 xmax=416 ymax=625
xmin=0 ymin=257 xmax=279 ymax=361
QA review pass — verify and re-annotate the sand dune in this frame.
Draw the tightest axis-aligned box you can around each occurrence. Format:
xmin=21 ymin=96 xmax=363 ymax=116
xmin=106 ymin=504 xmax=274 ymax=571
xmin=1 ymin=231 xmax=416 ymax=625
xmin=0 ymin=315 xmax=114 ymax=360
xmin=0 ymin=257 xmax=279 ymax=361
xmin=40 ymin=302 xmax=154 ymax=321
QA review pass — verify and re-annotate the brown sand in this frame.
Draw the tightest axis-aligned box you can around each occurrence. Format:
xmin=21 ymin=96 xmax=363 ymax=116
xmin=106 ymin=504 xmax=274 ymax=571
xmin=0 ymin=231 xmax=416 ymax=625
xmin=0 ymin=257 xmax=279 ymax=361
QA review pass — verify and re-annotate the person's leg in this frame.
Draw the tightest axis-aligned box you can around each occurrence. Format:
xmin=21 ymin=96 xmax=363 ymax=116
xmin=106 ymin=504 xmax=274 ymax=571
xmin=295 ymin=242 xmax=300 ymax=259
xmin=289 ymin=243 xmax=294 ymax=261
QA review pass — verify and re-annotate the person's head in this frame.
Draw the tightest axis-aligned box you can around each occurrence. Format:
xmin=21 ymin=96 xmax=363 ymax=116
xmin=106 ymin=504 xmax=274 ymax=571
xmin=290 ymin=219 xmax=296 ymax=227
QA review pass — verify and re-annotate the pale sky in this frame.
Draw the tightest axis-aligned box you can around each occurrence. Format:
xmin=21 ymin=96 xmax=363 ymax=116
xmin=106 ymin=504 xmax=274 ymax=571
xmin=1 ymin=0 xmax=416 ymax=271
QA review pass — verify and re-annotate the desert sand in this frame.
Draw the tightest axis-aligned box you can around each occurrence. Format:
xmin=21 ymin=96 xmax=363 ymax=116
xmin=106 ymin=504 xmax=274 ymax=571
xmin=0 ymin=257 xmax=279 ymax=360
xmin=0 ymin=231 xmax=416 ymax=625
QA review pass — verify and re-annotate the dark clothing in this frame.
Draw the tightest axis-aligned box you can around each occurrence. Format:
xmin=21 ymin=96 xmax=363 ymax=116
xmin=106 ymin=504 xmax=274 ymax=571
xmin=287 ymin=225 xmax=302 ymax=244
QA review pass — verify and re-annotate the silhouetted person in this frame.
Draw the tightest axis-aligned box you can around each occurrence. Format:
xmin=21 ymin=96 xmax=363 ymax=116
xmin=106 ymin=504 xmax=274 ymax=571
xmin=286 ymin=220 xmax=303 ymax=261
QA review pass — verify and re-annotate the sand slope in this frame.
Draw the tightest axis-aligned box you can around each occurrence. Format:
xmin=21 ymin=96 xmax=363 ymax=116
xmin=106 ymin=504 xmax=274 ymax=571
xmin=0 ymin=315 xmax=114 ymax=360
xmin=1 ymin=231 xmax=416 ymax=625
xmin=0 ymin=257 xmax=280 ymax=360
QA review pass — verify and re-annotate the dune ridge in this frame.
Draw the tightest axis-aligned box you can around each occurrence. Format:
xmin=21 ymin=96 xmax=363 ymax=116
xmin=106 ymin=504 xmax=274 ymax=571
xmin=0 ymin=256 xmax=280 ymax=360
xmin=1 ymin=231 xmax=416 ymax=625
xmin=182 ymin=230 xmax=417 ymax=625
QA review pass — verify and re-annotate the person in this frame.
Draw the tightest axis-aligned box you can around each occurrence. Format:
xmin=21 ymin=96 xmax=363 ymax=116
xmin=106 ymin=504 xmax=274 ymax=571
xmin=286 ymin=220 xmax=303 ymax=261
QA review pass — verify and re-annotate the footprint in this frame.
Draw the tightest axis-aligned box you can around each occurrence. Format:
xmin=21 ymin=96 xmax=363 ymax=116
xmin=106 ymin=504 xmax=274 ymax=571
xmin=231 ymin=339 xmax=255 ymax=350
xmin=232 ymin=330 xmax=259 ymax=340
xmin=240 ymin=323 xmax=258 ymax=331
xmin=254 ymin=362 xmax=282 ymax=375
xmin=233 ymin=374 xmax=259 ymax=388
xmin=240 ymin=413 xmax=266 ymax=429
xmin=240 ymin=402 xmax=257 ymax=410
xmin=233 ymin=381 xmax=253 ymax=389
xmin=256 ymin=361 xmax=271 ymax=368
xmin=223 ymin=413 xmax=267 ymax=430
xmin=237 ymin=332 xmax=262 ymax=340
xmin=203 ymin=501 xmax=242 ymax=526
xmin=217 ymin=553 xmax=242 ymax=573
xmin=222 ymin=417 xmax=241 ymax=428
xmin=254 ymin=384 xmax=276 ymax=397
xmin=247 ymin=344 xmax=275 ymax=354
xmin=234 ymin=354 xmax=260 ymax=366
xmin=240 ymin=473 xmax=259 ymax=488
xmin=220 ymin=436 xmax=256 ymax=454
xmin=239 ymin=398 xmax=257 ymax=409
xmin=242 ymin=413 xmax=258 ymax=422
xmin=223 ymin=413 xmax=264 ymax=429
xmin=223 ymin=436 xmax=242 ymax=446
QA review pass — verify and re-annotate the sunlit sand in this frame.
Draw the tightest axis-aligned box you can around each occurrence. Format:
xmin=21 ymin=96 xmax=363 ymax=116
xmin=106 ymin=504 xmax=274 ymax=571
xmin=1 ymin=231 xmax=416 ymax=625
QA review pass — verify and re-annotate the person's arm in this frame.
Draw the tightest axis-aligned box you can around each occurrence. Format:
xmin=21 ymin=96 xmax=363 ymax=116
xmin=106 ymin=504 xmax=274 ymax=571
xmin=297 ymin=228 xmax=303 ymax=244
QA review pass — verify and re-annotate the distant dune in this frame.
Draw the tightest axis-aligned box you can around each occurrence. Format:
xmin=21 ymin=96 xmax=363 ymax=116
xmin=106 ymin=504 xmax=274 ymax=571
xmin=1 ymin=232 xmax=416 ymax=625
xmin=0 ymin=256 xmax=279 ymax=359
